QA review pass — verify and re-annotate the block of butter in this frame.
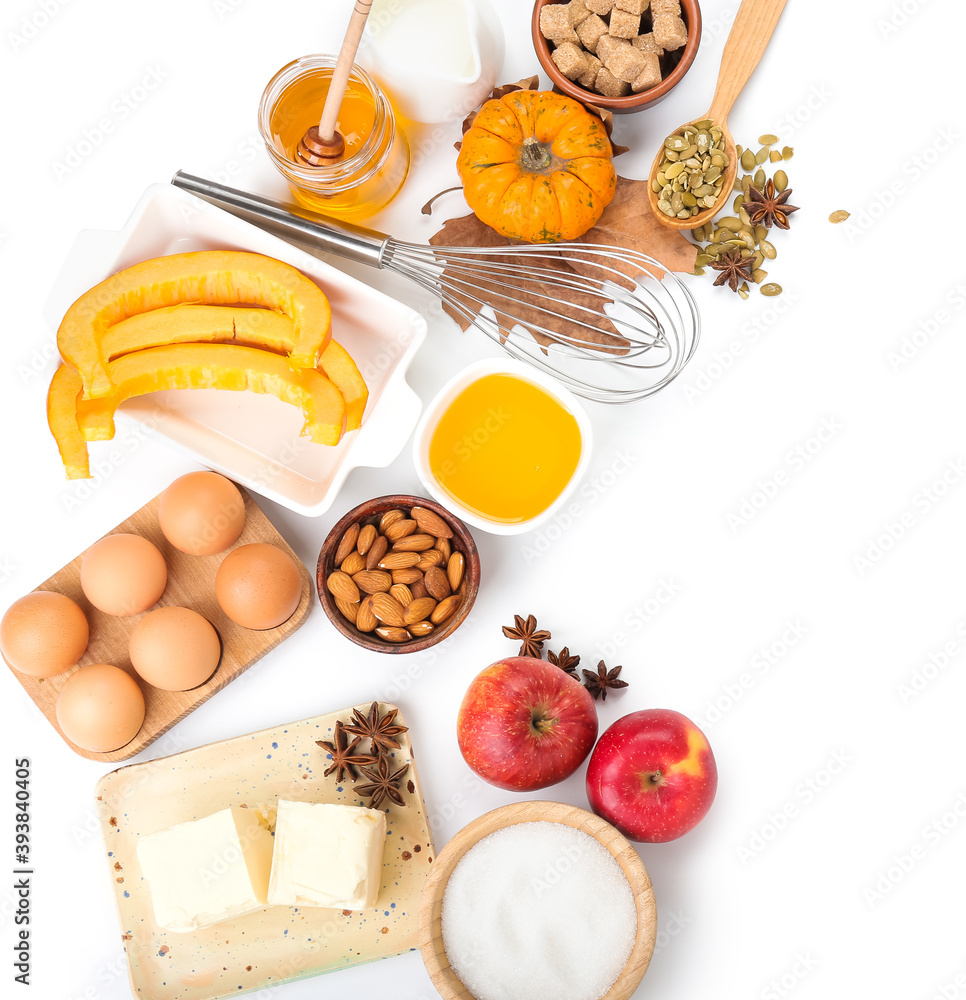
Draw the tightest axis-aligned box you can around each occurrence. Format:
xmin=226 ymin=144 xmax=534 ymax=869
xmin=136 ymin=806 xmax=274 ymax=933
xmin=267 ymin=800 xmax=387 ymax=910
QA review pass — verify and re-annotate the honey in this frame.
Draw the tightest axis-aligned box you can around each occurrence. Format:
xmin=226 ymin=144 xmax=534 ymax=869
xmin=258 ymin=55 xmax=409 ymax=220
xmin=428 ymin=374 xmax=582 ymax=524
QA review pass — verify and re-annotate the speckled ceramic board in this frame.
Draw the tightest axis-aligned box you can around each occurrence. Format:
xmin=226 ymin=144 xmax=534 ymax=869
xmin=94 ymin=704 xmax=435 ymax=1000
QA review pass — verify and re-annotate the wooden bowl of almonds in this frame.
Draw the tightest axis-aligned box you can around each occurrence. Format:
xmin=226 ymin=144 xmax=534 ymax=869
xmin=317 ymin=495 xmax=481 ymax=654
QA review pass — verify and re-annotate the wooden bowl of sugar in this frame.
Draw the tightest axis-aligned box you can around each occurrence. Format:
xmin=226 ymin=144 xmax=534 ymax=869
xmin=418 ymin=800 xmax=657 ymax=1000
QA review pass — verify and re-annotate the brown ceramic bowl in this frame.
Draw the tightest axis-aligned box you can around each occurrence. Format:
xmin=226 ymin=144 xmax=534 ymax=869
xmin=532 ymin=0 xmax=702 ymax=113
xmin=317 ymin=494 xmax=480 ymax=654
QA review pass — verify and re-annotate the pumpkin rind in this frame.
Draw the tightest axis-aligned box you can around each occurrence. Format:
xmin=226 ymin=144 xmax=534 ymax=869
xmin=457 ymin=90 xmax=616 ymax=244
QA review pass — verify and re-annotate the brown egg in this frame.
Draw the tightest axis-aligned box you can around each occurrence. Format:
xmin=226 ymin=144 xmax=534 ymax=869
xmin=0 ymin=591 xmax=89 ymax=678
xmin=129 ymin=607 xmax=221 ymax=691
xmin=158 ymin=471 xmax=246 ymax=556
xmin=55 ymin=663 xmax=145 ymax=752
xmin=80 ymin=533 xmax=167 ymax=617
xmin=215 ymin=543 xmax=302 ymax=630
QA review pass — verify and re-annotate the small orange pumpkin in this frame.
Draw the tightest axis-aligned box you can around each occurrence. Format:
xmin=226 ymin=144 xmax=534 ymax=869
xmin=457 ymin=90 xmax=616 ymax=244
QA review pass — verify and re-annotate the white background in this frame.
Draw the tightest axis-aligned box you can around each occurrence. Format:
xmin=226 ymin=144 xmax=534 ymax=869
xmin=2 ymin=1 xmax=965 ymax=999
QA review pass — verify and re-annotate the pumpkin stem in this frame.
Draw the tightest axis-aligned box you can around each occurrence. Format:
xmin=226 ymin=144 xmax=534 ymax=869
xmin=520 ymin=137 xmax=553 ymax=172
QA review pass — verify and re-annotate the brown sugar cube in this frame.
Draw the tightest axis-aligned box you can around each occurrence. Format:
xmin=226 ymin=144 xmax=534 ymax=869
xmin=595 ymin=66 xmax=631 ymax=97
xmin=600 ymin=36 xmax=645 ymax=82
xmin=632 ymin=32 xmax=664 ymax=55
xmin=649 ymin=0 xmax=681 ymax=14
xmin=610 ymin=9 xmax=642 ymax=38
xmin=585 ymin=0 xmax=615 ymax=13
xmin=630 ymin=51 xmax=662 ymax=91
xmin=551 ymin=41 xmax=591 ymax=81
xmin=576 ymin=13 xmax=608 ymax=52
xmin=577 ymin=53 xmax=602 ymax=88
xmin=653 ymin=14 xmax=688 ymax=50
xmin=616 ymin=0 xmax=649 ymax=13
xmin=540 ymin=4 xmax=579 ymax=44
xmin=596 ymin=33 xmax=625 ymax=63
xmin=568 ymin=0 xmax=593 ymax=25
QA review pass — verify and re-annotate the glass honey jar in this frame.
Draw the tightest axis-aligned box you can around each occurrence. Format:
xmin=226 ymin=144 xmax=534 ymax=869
xmin=258 ymin=54 xmax=410 ymax=221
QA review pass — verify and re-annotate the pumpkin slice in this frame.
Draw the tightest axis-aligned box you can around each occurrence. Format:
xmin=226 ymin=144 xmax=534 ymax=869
xmin=74 ymin=343 xmax=345 ymax=450
xmin=46 ymin=364 xmax=90 ymax=480
xmin=105 ymin=304 xmax=368 ymax=431
xmin=318 ymin=340 xmax=367 ymax=431
xmin=58 ymin=251 xmax=332 ymax=399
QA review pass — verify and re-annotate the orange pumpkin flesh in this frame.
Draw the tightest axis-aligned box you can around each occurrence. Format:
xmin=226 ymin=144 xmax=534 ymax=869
xmin=457 ymin=90 xmax=616 ymax=244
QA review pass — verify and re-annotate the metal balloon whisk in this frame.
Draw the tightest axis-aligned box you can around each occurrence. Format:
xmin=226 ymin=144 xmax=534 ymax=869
xmin=171 ymin=172 xmax=699 ymax=403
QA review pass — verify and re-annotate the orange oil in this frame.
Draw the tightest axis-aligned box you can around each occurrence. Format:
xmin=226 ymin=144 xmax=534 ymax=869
xmin=428 ymin=374 xmax=582 ymax=524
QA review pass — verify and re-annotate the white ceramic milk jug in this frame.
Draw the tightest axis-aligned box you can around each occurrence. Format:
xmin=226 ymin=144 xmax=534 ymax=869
xmin=361 ymin=0 xmax=506 ymax=124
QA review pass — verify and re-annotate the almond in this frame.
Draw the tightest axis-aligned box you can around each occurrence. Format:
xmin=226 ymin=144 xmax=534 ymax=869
xmin=410 ymin=578 xmax=429 ymax=599
xmin=327 ymin=571 xmax=360 ymax=603
xmin=378 ymin=551 xmax=422 ymax=570
xmin=371 ymin=593 xmax=407 ymax=627
xmin=408 ymin=620 xmax=434 ymax=637
xmin=435 ymin=536 xmax=452 ymax=561
xmin=352 ymin=570 xmax=392 ymax=594
xmin=392 ymin=533 xmax=436 ymax=552
xmin=340 ymin=551 xmax=366 ymax=575
xmin=334 ymin=522 xmax=360 ymax=565
xmin=335 ymin=598 xmax=359 ymax=624
xmin=379 ymin=509 xmax=404 ymax=533
xmin=424 ymin=566 xmax=451 ymax=601
xmin=391 ymin=568 xmax=423 ymax=585
xmin=356 ymin=596 xmax=377 ymax=632
xmin=431 ymin=595 xmax=461 ymax=625
xmin=356 ymin=523 xmax=378 ymax=555
xmin=447 ymin=552 xmax=465 ymax=592
xmin=416 ymin=549 xmax=444 ymax=572
xmin=404 ymin=597 xmax=437 ymax=625
xmin=390 ymin=584 xmax=414 ymax=606
xmin=411 ymin=506 xmax=453 ymax=539
xmin=385 ymin=518 xmax=418 ymax=542
xmin=375 ymin=626 xmax=411 ymax=643
xmin=365 ymin=534 xmax=388 ymax=571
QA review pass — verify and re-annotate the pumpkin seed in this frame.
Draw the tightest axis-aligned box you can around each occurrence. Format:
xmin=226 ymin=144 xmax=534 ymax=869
xmin=755 ymin=147 xmax=770 ymax=164
xmin=781 ymin=146 xmax=794 ymax=160
xmin=677 ymin=209 xmax=691 ymax=220
xmin=829 ymin=209 xmax=850 ymax=224
xmin=658 ymin=199 xmax=673 ymax=216
xmin=769 ymin=150 xmax=783 ymax=162
xmin=693 ymin=266 xmax=706 ymax=276
xmin=682 ymin=191 xmax=697 ymax=207
xmin=759 ymin=240 xmax=777 ymax=259
xmin=664 ymin=161 xmax=685 ymax=179
xmin=711 ymin=152 xmax=728 ymax=168
xmin=695 ymin=253 xmax=713 ymax=267
xmin=704 ymin=165 xmax=722 ymax=183
xmin=752 ymin=268 xmax=768 ymax=284
xmin=693 ymin=119 xmax=713 ymax=130
xmin=681 ymin=145 xmax=698 ymax=160
xmin=752 ymin=251 xmax=765 ymax=270
xmin=774 ymin=170 xmax=788 ymax=192
xmin=738 ymin=287 xmax=750 ymax=300
xmin=692 ymin=184 xmax=715 ymax=198
xmin=664 ymin=150 xmax=680 ymax=162
xmin=740 ymin=149 xmax=756 ymax=171
xmin=651 ymin=178 xmax=663 ymax=194
xmin=755 ymin=225 xmax=767 ymax=242
xmin=739 ymin=207 xmax=752 ymax=228
xmin=754 ymin=168 xmax=766 ymax=189
xmin=718 ymin=216 xmax=743 ymax=231
xmin=758 ymin=134 xmax=779 ymax=146
xmin=733 ymin=195 xmax=744 ymax=213
xmin=701 ymin=195 xmax=718 ymax=208
xmin=760 ymin=283 xmax=783 ymax=296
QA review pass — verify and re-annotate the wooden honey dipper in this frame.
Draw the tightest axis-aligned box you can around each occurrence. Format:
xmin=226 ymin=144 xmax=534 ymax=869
xmin=297 ymin=0 xmax=374 ymax=165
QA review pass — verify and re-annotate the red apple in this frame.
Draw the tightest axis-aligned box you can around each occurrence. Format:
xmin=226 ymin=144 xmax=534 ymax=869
xmin=457 ymin=656 xmax=598 ymax=791
xmin=586 ymin=709 xmax=717 ymax=842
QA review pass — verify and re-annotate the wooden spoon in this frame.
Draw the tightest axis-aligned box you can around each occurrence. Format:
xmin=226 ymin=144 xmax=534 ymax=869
xmin=297 ymin=0 xmax=374 ymax=165
xmin=647 ymin=0 xmax=789 ymax=232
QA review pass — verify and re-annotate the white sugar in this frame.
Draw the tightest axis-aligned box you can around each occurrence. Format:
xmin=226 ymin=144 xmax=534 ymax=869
xmin=441 ymin=821 xmax=638 ymax=1000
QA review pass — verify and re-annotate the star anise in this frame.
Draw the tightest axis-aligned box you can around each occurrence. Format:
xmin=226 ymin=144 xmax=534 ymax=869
xmin=343 ymin=702 xmax=409 ymax=756
xmin=547 ymin=647 xmax=581 ymax=677
xmin=502 ymin=614 xmax=551 ymax=658
xmin=354 ymin=754 xmax=411 ymax=809
xmin=315 ymin=720 xmax=377 ymax=783
xmin=744 ymin=180 xmax=799 ymax=230
xmin=582 ymin=661 xmax=629 ymax=701
xmin=709 ymin=249 xmax=756 ymax=292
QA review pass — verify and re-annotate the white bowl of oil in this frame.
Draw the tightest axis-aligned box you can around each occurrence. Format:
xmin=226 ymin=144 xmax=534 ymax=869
xmin=413 ymin=359 xmax=593 ymax=536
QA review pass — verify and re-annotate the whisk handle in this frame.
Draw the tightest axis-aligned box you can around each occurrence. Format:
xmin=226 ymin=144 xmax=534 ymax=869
xmin=171 ymin=171 xmax=389 ymax=268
